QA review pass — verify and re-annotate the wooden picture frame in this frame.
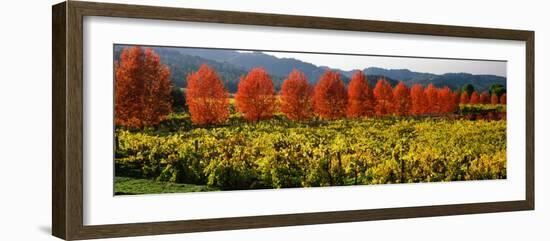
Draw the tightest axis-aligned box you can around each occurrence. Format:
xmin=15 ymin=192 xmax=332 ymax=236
xmin=52 ymin=1 xmax=534 ymax=240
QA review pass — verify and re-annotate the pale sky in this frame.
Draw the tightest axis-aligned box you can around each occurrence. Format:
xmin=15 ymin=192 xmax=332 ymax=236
xmin=249 ymin=50 xmax=507 ymax=77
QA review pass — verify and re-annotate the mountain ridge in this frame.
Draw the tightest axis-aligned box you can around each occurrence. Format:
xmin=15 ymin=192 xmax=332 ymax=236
xmin=114 ymin=45 xmax=506 ymax=93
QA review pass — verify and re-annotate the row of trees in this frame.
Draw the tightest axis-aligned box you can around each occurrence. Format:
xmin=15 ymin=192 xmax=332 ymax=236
xmin=115 ymin=47 xmax=506 ymax=127
xmin=185 ymin=64 xmax=507 ymax=125
xmin=460 ymin=90 xmax=506 ymax=105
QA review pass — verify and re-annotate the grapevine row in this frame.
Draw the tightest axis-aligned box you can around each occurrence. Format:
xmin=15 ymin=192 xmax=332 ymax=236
xmin=115 ymin=117 xmax=506 ymax=190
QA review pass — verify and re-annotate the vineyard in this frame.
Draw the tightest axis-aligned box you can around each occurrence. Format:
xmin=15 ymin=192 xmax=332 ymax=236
xmin=115 ymin=113 xmax=506 ymax=193
xmin=113 ymin=46 xmax=507 ymax=195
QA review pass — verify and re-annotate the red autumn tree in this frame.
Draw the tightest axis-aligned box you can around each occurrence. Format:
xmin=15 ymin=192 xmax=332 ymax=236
xmin=500 ymin=93 xmax=507 ymax=104
xmin=186 ymin=64 xmax=230 ymax=125
xmin=453 ymin=91 xmax=460 ymax=108
xmin=469 ymin=91 xmax=480 ymax=104
xmin=480 ymin=91 xmax=490 ymax=104
xmin=235 ymin=67 xmax=277 ymax=122
xmin=425 ymin=83 xmax=440 ymax=114
xmin=313 ymin=70 xmax=347 ymax=119
xmin=280 ymin=70 xmax=314 ymax=121
xmin=491 ymin=93 xmax=499 ymax=105
xmin=373 ymin=78 xmax=394 ymax=116
xmin=410 ymin=83 xmax=428 ymax=115
xmin=460 ymin=91 xmax=470 ymax=104
xmin=115 ymin=46 xmax=172 ymax=128
xmin=438 ymin=86 xmax=457 ymax=113
xmin=392 ymin=81 xmax=411 ymax=116
xmin=346 ymin=71 xmax=375 ymax=118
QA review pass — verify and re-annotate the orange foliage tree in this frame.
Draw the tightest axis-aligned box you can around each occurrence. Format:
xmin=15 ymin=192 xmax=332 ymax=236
xmin=280 ymin=70 xmax=314 ymax=121
xmin=346 ymin=71 xmax=375 ymax=118
xmin=410 ymin=84 xmax=428 ymax=115
xmin=373 ymin=78 xmax=393 ymax=116
xmin=392 ymin=81 xmax=411 ymax=116
xmin=460 ymin=91 xmax=470 ymax=104
xmin=500 ymin=93 xmax=507 ymax=104
xmin=313 ymin=71 xmax=348 ymax=119
xmin=491 ymin=93 xmax=499 ymax=105
xmin=480 ymin=91 xmax=490 ymax=104
xmin=235 ymin=67 xmax=277 ymax=122
xmin=115 ymin=46 xmax=172 ymax=128
xmin=469 ymin=91 xmax=480 ymax=104
xmin=453 ymin=91 xmax=460 ymax=108
xmin=424 ymin=83 xmax=440 ymax=114
xmin=438 ymin=86 xmax=457 ymax=113
xmin=186 ymin=64 xmax=230 ymax=125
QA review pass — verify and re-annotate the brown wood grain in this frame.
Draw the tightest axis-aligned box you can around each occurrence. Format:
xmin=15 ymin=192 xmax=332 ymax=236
xmin=52 ymin=2 xmax=67 ymax=239
xmin=52 ymin=1 xmax=535 ymax=240
xmin=525 ymin=32 xmax=535 ymax=209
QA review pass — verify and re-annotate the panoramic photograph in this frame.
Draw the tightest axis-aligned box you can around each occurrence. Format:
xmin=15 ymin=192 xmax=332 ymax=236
xmin=113 ymin=44 xmax=507 ymax=195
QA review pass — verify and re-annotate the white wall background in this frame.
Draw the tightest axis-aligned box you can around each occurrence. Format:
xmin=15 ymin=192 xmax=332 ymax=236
xmin=0 ymin=0 xmax=547 ymax=240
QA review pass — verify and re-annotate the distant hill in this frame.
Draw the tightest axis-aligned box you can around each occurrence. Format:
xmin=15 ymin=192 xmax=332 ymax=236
xmin=176 ymin=48 xmax=343 ymax=85
xmin=364 ymin=67 xmax=506 ymax=91
xmin=114 ymin=45 xmax=506 ymax=93
xmin=364 ymin=67 xmax=438 ymax=82
xmin=408 ymin=73 xmax=507 ymax=93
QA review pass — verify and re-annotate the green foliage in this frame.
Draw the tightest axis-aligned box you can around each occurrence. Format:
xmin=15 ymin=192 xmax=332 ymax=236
xmin=115 ymin=116 xmax=506 ymax=193
xmin=460 ymin=104 xmax=506 ymax=114
xmin=461 ymin=83 xmax=475 ymax=96
xmin=465 ymin=150 xmax=506 ymax=180
xmin=489 ymin=83 xmax=506 ymax=97
xmin=170 ymin=87 xmax=187 ymax=112
xmin=115 ymin=128 xmax=206 ymax=183
xmin=203 ymin=133 xmax=262 ymax=190
xmin=115 ymin=176 xmax=218 ymax=195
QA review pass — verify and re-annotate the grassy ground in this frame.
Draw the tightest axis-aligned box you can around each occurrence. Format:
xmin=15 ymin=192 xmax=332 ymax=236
xmin=115 ymin=176 xmax=219 ymax=195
